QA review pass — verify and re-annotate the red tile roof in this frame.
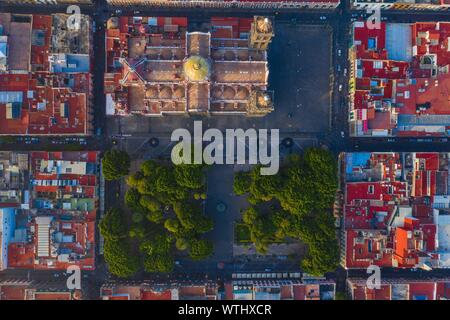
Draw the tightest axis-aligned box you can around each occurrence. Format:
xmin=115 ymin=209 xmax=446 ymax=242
xmin=0 ymin=14 xmax=91 ymax=135
xmin=344 ymin=152 xmax=444 ymax=269
xmin=350 ymin=22 xmax=450 ymax=137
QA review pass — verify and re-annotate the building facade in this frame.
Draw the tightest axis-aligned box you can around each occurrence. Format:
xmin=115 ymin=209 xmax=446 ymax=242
xmin=106 ymin=0 xmax=340 ymax=10
xmin=347 ymin=278 xmax=450 ymax=300
xmin=351 ymin=0 xmax=450 ymax=12
xmin=2 ymin=0 xmax=93 ymax=4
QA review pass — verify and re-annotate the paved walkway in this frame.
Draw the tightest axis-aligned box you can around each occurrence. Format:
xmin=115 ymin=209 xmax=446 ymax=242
xmin=204 ymin=165 xmax=249 ymax=263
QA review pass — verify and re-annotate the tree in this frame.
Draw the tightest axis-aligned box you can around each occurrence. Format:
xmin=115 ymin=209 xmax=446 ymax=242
xmin=118 ymin=158 xmax=213 ymax=272
xmin=143 ymin=253 xmax=174 ymax=273
xmin=302 ymin=148 xmax=338 ymax=211
xmin=140 ymin=232 xmax=175 ymax=273
xmin=164 ymin=218 xmax=182 ymax=234
xmin=139 ymin=196 xmax=161 ymax=212
xmin=242 ymin=206 xmax=258 ymax=225
xmin=175 ymin=237 xmax=189 ymax=251
xmin=100 ymin=208 xmax=140 ymax=277
xmin=99 ymin=208 xmax=127 ymax=242
xmin=146 ymin=209 xmax=164 ymax=224
xmin=141 ymin=160 xmax=159 ymax=177
xmin=102 ymin=150 xmax=130 ymax=180
xmin=125 ymin=188 xmax=141 ymax=210
xmin=233 ymin=171 xmax=252 ymax=195
xmin=131 ymin=211 xmax=144 ymax=223
xmin=174 ymin=164 xmax=204 ymax=189
xmin=195 ymin=216 xmax=214 ymax=234
xmin=189 ymin=239 xmax=213 ymax=260
xmin=103 ymin=240 xmax=139 ymax=278
xmin=248 ymin=167 xmax=282 ymax=201
xmin=173 ymin=202 xmax=196 ymax=230
xmin=129 ymin=224 xmax=146 ymax=239
xmin=139 ymin=233 xmax=173 ymax=256
xmin=126 ymin=172 xmax=143 ymax=188
xmin=233 ymin=148 xmax=339 ymax=275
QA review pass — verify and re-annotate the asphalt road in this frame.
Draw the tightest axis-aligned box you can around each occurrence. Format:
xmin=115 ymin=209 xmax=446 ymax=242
xmin=1 ymin=0 xmax=450 ymax=298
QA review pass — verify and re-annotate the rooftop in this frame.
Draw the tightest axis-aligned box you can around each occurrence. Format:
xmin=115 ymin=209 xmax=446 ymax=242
xmin=1 ymin=151 xmax=99 ymax=271
xmin=105 ymin=16 xmax=274 ymax=116
xmin=0 ymin=14 xmax=93 ymax=136
xmin=343 ymin=152 xmax=450 ymax=270
xmin=348 ymin=278 xmax=450 ymax=300
xmin=349 ymin=22 xmax=450 ymax=137
xmin=100 ymin=281 xmax=218 ymax=300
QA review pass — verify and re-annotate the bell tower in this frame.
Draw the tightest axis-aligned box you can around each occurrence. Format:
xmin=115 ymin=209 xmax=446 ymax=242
xmin=249 ymin=16 xmax=274 ymax=51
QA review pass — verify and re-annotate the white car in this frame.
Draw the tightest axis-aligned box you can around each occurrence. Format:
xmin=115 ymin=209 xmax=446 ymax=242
xmin=338 ymin=49 xmax=342 ymax=57
xmin=320 ymin=16 xmax=327 ymax=21
xmin=338 ymin=84 xmax=343 ymax=92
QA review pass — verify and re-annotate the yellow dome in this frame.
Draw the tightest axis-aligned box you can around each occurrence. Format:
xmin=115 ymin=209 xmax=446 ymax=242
xmin=183 ymin=55 xmax=210 ymax=82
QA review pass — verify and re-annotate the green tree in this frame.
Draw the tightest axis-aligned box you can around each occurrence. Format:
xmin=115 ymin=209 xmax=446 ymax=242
xmin=195 ymin=216 xmax=214 ymax=234
xmin=233 ymin=171 xmax=252 ymax=195
xmin=139 ymin=233 xmax=173 ymax=256
xmin=143 ymin=253 xmax=174 ymax=273
xmin=146 ymin=209 xmax=164 ymax=224
xmin=129 ymin=224 xmax=146 ymax=239
xmin=125 ymin=188 xmax=141 ymax=210
xmin=175 ymin=237 xmax=189 ymax=251
xmin=131 ymin=211 xmax=144 ymax=223
xmin=141 ymin=160 xmax=159 ymax=177
xmin=164 ymin=218 xmax=183 ymax=234
xmin=248 ymin=167 xmax=282 ymax=201
xmin=233 ymin=149 xmax=339 ymax=274
xmin=174 ymin=164 xmax=204 ymax=189
xmin=126 ymin=171 xmax=143 ymax=188
xmin=98 ymin=208 xmax=127 ymax=241
xmin=139 ymin=196 xmax=161 ymax=212
xmin=189 ymin=239 xmax=213 ymax=260
xmin=102 ymin=150 xmax=130 ymax=180
xmin=103 ymin=240 xmax=139 ymax=278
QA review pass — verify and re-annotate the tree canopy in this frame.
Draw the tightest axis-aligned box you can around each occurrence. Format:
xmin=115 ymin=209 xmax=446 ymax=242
xmin=99 ymin=208 xmax=140 ymax=277
xmin=189 ymin=239 xmax=214 ymax=260
xmin=101 ymin=159 xmax=214 ymax=276
xmin=234 ymin=148 xmax=339 ymax=276
xmin=102 ymin=150 xmax=131 ymax=180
